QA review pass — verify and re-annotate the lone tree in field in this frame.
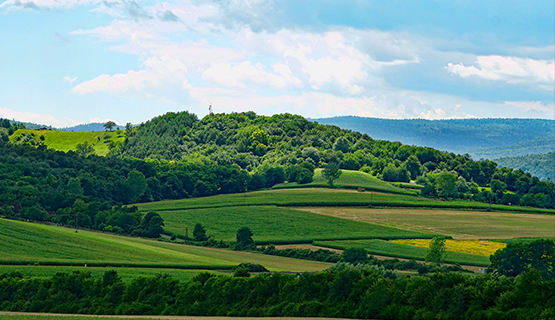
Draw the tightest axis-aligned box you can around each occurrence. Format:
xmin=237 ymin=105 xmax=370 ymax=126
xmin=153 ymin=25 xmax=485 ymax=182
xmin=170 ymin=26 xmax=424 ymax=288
xmin=323 ymin=162 xmax=342 ymax=187
xmin=236 ymin=226 xmax=254 ymax=248
xmin=193 ymin=223 xmax=208 ymax=241
xmin=103 ymin=121 xmax=116 ymax=132
xmin=425 ymin=236 xmax=447 ymax=265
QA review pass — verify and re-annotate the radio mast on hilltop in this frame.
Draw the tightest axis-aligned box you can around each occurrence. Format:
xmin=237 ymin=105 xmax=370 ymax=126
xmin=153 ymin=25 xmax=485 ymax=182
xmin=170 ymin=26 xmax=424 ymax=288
xmin=209 ymin=102 xmax=213 ymax=115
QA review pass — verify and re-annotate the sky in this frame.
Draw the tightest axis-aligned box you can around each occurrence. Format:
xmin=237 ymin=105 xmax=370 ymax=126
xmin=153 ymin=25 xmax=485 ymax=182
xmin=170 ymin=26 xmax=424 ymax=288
xmin=0 ymin=0 xmax=554 ymax=127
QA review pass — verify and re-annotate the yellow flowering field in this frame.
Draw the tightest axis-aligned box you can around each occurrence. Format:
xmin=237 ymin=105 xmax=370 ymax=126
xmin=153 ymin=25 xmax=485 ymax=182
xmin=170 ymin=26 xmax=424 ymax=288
xmin=391 ymin=239 xmax=507 ymax=256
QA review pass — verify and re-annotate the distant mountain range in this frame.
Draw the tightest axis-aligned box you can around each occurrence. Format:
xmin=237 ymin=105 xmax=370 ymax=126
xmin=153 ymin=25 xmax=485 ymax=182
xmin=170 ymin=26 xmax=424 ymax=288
xmin=312 ymin=117 xmax=555 ymax=160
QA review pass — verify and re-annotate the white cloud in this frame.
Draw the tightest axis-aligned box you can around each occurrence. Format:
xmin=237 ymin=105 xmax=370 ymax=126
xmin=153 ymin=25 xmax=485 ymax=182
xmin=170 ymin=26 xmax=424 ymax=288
xmin=0 ymin=107 xmax=78 ymax=127
xmin=88 ymin=117 xmax=114 ymax=123
xmin=73 ymin=56 xmax=189 ymax=94
xmin=63 ymin=76 xmax=77 ymax=84
xmin=503 ymin=101 xmax=554 ymax=113
xmin=446 ymin=55 xmax=555 ymax=89
xmin=203 ymin=61 xmax=302 ymax=89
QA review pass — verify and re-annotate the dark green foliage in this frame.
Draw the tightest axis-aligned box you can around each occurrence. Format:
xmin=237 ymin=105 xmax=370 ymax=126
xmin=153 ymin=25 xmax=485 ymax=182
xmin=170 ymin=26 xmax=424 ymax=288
xmin=496 ymin=152 xmax=555 ymax=181
xmin=490 ymin=239 xmax=555 ymax=279
xmin=193 ymin=223 xmax=208 ymax=241
xmin=258 ymin=245 xmax=341 ymax=263
xmin=342 ymin=247 xmax=368 ymax=263
xmin=236 ymin=226 xmax=254 ymax=248
xmin=425 ymin=236 xmax=447 ymax=265
xmin=0 ymin=268 xmax=553 ymax=319
xmin=322 ymin=162 xmax=342 ymax=187
xmin=134 ymin=212 xmax=165 ymax=238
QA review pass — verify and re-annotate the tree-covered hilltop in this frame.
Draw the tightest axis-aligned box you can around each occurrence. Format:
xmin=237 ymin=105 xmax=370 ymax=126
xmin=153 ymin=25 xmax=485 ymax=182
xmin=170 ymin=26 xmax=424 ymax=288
xmin=115 ymin=111 xmax=555 ymax=208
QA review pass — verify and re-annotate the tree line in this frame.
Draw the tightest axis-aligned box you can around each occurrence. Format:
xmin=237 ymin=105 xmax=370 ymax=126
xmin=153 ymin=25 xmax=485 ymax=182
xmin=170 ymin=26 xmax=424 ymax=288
xmin=0 ymin=265 xmax=553 ymax=319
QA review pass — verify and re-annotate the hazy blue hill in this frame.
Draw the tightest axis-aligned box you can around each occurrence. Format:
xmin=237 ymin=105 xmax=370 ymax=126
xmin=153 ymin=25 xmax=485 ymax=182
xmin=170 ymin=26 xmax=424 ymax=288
xmin=495 ymin=152 xmax=555 ymax=181
xmin=8 ymin=119 xmax=54 ymax=130
xmin=312 ymin=116 xmax=555 ymax=157
xmin=60 ymin=122 xmax=125 ymax=132
xmin=471 ymin=133 xmax=555 ymax=159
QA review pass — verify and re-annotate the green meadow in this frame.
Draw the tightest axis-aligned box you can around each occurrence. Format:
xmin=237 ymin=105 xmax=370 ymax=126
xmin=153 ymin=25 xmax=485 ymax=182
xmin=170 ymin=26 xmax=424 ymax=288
xmin=159 ymin=205 xmax=432 ymax=243
xmin=10 ymin=129 xmax=125 ymax=156
xmin=0 ymin=218 xmax=331 ymax=272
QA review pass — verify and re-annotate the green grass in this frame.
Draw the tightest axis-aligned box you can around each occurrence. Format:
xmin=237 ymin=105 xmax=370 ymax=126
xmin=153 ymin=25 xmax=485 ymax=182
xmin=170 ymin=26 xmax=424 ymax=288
xmin=0 ymin=265 xmax=213 ymax=282
xmin=10 ymin=129 xmax=125 ymax=156
xmin=0 ymin=218 xmax=331 ymax=272
xmin=159 ymin=205 xmax=433 ymax=243
xmin=274 ymin=169 xmax=416 ymax=195
xmin=134 ymin=188 xmax=555 ymax=215
xmin=0 ymin=316 xmax=186 ymax=320
xmin=315 ymin=239 xmax=491 ymax=267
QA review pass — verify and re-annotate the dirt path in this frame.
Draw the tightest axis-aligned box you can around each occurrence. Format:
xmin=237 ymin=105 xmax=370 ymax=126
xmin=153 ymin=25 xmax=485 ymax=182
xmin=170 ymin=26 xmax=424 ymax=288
xmin=0 ymin=312 xmax=354 ymax=320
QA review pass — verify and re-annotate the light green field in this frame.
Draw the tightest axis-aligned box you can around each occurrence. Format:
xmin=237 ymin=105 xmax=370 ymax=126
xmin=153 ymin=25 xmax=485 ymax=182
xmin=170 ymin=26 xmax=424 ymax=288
xmin=275 ymin=169 xmax=416 ymax=195
xmin=0 ymin=218 xmax=331 ymax=272
xmin=10 ymin=129 xmax=125 ymax=156
xmin=298 ymin=207 xmax=555 ymax=239
xmin=134 ymin=188 xmax=555 ymax=215
xmin=159 ymin=205 xmax=432 ymax=243
xmin=0 ymin=265 xmax=213 ymax=282
xmin=315 ymin=239 xmax=491 ymax=266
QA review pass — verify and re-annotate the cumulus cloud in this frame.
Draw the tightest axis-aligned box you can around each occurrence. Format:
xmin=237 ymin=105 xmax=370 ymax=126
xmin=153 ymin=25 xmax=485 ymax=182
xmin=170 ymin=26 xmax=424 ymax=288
xmin=446 ymin=55 xmax=555 ymax=89
xmin=203 ymin=61 xmax=301 ymax=89
xmin=503 ymin=101 xmax=554 ymax=113
xmin=73 ymin=56 xmax=189 ymax=94
xmin=63 ymin=76 xmax=77 ymax=84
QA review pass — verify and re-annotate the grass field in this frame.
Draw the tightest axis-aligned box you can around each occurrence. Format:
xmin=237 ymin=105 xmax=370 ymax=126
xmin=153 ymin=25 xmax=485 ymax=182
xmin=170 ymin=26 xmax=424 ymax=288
xmin=314 ymin=239 xmax=491 ymax=266
xmin=0 ymin=265 xmax=212 ymax=282
xmin=298 ymin=207 xmax=555 ymax=239
xmin=274 ymin=169 xmax=416 ymax=195
xmin=0 ymin=218 xmax=331 ymax=272
xmin=134 ymin=188 xmax=554 ymax=215
xmin=10 ymin=129 xmax=125 ymax=156
xmin=159 ymin=205 xmax=433 ymax=243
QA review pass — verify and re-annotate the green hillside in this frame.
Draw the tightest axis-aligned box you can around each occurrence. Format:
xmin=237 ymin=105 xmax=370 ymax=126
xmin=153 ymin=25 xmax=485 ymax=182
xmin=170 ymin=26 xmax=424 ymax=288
xmin=9 ymin=129 xmax=125 ymax=156
xmin=0 ymin=218 xmax=330 ymax=272
xmin=471 ymin=133 xmax=555 ymax=160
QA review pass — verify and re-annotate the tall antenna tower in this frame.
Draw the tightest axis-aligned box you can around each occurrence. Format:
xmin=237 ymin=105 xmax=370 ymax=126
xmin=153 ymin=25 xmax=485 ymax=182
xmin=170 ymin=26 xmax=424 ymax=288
xmin=209 ymin=102 xmax=213 ymax=115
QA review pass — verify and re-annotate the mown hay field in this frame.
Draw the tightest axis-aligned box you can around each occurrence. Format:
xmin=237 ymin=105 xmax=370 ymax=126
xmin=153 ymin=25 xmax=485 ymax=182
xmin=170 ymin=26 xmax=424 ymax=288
xmin=134 ymin=187 xmax=553 ymax=214
xmin=314 ymin=239 xmax=491 ymax=266
xmin=298 ymin=207 xmax=555 ymax=239
xmin=159 ymin=205 xmax=432 ymax=243
xmin=0 ymin=219 xmax=331 ymax=272
xmin=391 ymin=239 xmax=507 ymax=256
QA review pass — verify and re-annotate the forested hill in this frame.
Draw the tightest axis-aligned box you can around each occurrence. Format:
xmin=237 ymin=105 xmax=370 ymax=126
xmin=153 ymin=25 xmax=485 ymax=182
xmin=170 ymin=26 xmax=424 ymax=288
xmin=311 ymin=116 xmax=555 ymax=158
xmin=496 ymin=152 xmax=555 ymax=181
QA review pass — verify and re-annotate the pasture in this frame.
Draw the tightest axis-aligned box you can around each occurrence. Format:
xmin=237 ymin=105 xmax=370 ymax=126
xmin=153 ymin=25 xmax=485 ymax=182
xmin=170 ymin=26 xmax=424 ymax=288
xmin=10 ymin=129 xmax=125 ymax=156
xmin=298 ymin=207 xmax=555 ymax=239
xmin=314 ymin=239 xmax=491 ymax=266
xmin=0 ymin=219 xmax=331 ymax=272
xmin=274 ymin=169 xmax=416 ymax=195
xmin=159 ymin=205 xmax=432 ymax=243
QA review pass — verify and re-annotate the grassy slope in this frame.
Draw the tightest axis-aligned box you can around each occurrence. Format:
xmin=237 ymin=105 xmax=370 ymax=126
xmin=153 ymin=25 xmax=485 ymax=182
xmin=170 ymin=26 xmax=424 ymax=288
xmin=134 ymin=188 xmax=555 ymax=215
xmin=297 ymin=207 xmax=555 ymax=240
xmin=315 ymin=239 xmax=490 ymax=266
xmin=0 ymin=218 xmax=330 ymax=272
xmin=274 ymin=169 xmax=416 ymax=195
xmin=159 ymin=205 xmax=432 ymax=243
xmin=10 ymin=129 xmax=125 ymax=156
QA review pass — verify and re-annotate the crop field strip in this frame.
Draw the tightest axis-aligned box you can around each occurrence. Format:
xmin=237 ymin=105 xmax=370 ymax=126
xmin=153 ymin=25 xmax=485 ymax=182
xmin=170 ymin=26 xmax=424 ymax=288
xmin=0 ymin=219 xmax=331 ymax=272
xmin=390 ymin=239 xmax=506 ymax=256
xmin=314 ymin=239 xmax=491 ymax=266
xmin=134 ymin=188 xmax=553 ymax=215
xmin=159 ymin=205 xmax=434 ymax=243
xmin=297 ymin=207 xmax=555 ymax=239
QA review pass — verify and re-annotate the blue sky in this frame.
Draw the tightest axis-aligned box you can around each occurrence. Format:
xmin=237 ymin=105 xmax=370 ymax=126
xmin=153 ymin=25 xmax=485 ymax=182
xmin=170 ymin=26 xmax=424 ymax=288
xmin=0 ymin=0 xmax=553 ymax=127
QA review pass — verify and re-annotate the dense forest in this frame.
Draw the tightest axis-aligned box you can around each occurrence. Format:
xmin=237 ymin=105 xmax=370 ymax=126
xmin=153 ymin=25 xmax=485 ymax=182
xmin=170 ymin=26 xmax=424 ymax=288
xmin=1 ymin=112 xmax=554 ymax=232
xmin=313 ymin=116 xmax=555 ymax=158
xmin=0 ymin=265 xmax=553 ymax=319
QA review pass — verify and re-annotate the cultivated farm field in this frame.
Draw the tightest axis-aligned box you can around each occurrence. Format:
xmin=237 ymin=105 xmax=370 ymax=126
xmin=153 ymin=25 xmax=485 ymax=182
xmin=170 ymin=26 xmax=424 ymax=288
xmin=0 ymin=218 xmax=331 ymax=272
